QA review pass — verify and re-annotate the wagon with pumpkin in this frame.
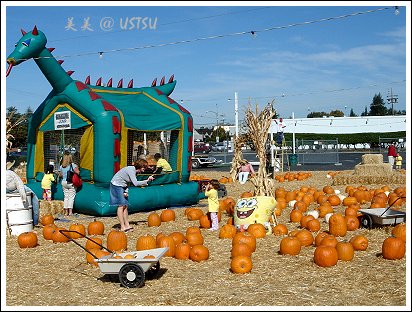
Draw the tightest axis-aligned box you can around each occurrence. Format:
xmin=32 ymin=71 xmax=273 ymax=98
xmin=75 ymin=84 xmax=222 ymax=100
xmin=60 ymin=230 xmax=169 ymax=288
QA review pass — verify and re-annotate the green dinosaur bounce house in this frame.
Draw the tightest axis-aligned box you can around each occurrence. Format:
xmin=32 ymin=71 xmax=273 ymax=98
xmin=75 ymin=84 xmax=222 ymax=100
xmin=6 ymin=26 xmax=203 ymax=216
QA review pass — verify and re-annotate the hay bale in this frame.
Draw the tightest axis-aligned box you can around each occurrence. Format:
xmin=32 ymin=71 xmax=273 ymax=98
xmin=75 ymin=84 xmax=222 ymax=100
xmin=361 ymin=154 xmax=383 ymax=164
xmin=39 ymin=200 xmax=64 ymax=218
xmin=354 ymin=163 xmax=392 ymax=176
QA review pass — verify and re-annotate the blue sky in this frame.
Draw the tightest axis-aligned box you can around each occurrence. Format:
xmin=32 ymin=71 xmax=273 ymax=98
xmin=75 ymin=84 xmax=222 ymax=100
xmin=3 ymin=2 xmax=409 ymax=128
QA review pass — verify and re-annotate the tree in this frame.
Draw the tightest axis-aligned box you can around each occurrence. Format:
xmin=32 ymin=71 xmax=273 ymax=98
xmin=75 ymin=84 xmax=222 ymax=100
xmin=307 ymin=111 xmax=329 ymax=118
xmin=361 ymin=106 xmax=368 ymax=116
xmin=329 ymin=110 xmax=344 ymax=117
xmin=369 ymin=93 xmax=387 ymax=116
xmin=349 ymin=108 xmax=357 ymax=117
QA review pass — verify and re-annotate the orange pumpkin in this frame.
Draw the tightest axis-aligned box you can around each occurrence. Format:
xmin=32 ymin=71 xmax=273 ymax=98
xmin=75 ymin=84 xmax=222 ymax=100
xmin=319 ymin=235 xmax=338 ymax=248
xmin=232 ymin=232 xmax=256 ymax=252
xmin=247 ymin=223 xmax=267 ymax=238
xmin=147 ymin=212 xmax=161 ymax=227
xmin=391 ymin=223 xmax=406 ymax=242
xmin=328 ymin=194 xmax=341 ymax=206
xmin=85 ymin=237 xmax=103 ymax=250
xmin=230 ymin=256 xmax=253 ymax=274
xmin=381 ymin=237 xmax=405 ymax=260
xmin=169 ymin=231 xmax=186 ymax=245
xmin=160 ymin=209 xmax=176 ymax=222
xmin=189 ymin=244 xmax=209 ymax=262
xmin=240 ymin=191 xmax=254 ymax=198
xmin=186 ymin=226 xmax=201 ymax=237
xmin=313 ymin=246 xmax=339 ymax=267
xmin=40 ymin=214 xmax=55 ymax=226
xmin=186 ymin=208 xmax=204 ymax=221
xmin=186 ymin=232 xmax=204 ymax=246
xmin=272 ymin=224 xmax=288 ymax=236
xmin=199 ymin=214 xmax=212 ymax=229
xmin=174 ymin=243 xmax=191 ymax=260
xmin=42 ymin=223 xmax=57 ymax=240
xmin=68 ymin=223 xmax=86 ymax=239
xmin=51 ymin=227 xmax=70 ymax=243
xmin=290 ymin=209 xmax=303 ymax=223
xmin=336 ymin=242 xmax=354 ymax=261
xmin=300 ymin=215 xmax=315 ymax=229
xmin=136 ymin=234 xmax=157 ymax=251
xmin=306 ymin=219 xmax=321 ymax=232
xmin=87 ymin=219 xmax=105 ymax=235
xmin=231 ymin=242 xmax=252 ymax=258
xmin=328 ymin=213 xmax=347 ymax=237
xmin=295 ymin=229 xmax=314 ymax=247
xmin=157 ymin=236 xmax=176 ymax=257
xmin=219 ymin=224 xmax=237 ymax=239
xmin=345 ymin=215 xmax=360 ymax=231
xmin=349 ymin=235 xmax=368 ymax=251
xmin=279 ymin=236 xmax=301 ymax=255
xmin=314 ymin=232 xmax=330 ymax=247
xmin=107 ymin=230 xmax=127 ymax=252
xmin=17 ymin=232 xmax=38 ymax=248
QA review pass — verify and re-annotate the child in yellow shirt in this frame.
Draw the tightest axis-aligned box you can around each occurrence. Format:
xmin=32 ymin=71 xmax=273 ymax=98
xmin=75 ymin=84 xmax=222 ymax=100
xmin=204 ymin=179 xmax=220 ymax=231
xmin=395 ymin=153 xmax=402 ymax=170
xmin=41 ymin=164 xmax=56 ymax=201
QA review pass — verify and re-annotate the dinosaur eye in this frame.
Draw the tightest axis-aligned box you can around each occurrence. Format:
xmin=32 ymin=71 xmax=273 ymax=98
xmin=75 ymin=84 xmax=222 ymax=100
xmin=14 ymin=43 xmax=17 ymax=47
xmin=22 ymin=39 xmax=31 ymax=47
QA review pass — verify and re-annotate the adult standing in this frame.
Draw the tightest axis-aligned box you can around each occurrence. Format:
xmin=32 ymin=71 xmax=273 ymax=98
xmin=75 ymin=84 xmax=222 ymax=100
xmin=387 ymin=142 xmax=397 ymax=169
xmin=274 ymin=118 xmax=286 ymax=145
xmin=110 ymin=159 xmax=154 ymax=232
xmin=59 ymin=151 xmax=80 ymax=216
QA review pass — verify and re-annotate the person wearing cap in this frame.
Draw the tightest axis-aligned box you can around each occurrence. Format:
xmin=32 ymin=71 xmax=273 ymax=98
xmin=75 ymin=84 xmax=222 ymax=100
xmin=387 ymin=142 xmax=397 ymax=169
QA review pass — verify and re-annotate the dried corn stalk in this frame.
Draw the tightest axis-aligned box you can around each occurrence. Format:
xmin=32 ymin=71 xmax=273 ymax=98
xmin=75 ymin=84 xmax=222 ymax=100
xmin=229 ymin=134 xmax=247 ymax=181
xmin=244 ymin=100 xmax=276 ymax=196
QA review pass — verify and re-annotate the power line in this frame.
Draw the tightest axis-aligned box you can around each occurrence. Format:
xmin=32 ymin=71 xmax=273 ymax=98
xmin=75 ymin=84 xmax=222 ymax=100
xmin=16 ymin=6 xmax=394 ymax=61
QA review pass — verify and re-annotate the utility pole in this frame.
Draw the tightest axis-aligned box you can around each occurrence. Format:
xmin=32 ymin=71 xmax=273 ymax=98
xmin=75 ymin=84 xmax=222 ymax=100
xmin=387 ymin=88 xmax=398 ymax=115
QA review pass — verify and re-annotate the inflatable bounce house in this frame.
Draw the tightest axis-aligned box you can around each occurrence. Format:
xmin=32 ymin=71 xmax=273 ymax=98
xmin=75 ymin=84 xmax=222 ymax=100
xmin=6 ymin=26 xmax=203 ymax=216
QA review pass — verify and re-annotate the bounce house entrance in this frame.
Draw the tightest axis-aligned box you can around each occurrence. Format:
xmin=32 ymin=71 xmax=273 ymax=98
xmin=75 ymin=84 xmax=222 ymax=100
xmin=127 ymin=129 xmax=178 ymax=165
xmin=43 ymin=128 xmax=84 ymax=170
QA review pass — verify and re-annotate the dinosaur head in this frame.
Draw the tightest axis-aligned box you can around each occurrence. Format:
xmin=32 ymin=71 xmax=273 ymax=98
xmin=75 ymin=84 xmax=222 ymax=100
xmin=6 ymin=26 xmax=47 ymax=77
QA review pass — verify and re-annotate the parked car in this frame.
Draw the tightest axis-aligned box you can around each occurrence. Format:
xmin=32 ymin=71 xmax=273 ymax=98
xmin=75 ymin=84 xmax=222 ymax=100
xmin=194 ymin=142 xmax=211 ymax=154
xmin=211 ymin=142 xmax=226 ymax=152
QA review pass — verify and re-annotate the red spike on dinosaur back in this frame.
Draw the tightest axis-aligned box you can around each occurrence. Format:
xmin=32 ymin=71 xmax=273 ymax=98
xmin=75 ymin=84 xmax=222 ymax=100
xmin=21 ymin=29 xmax=27 ymax=35
xmin=57 ymin=60 xmax=64 ymax=65
xmin=47 ymin=47 xmax=55 ymax=52
xmin=32 ymin=25 xmax=38 ymax=36
xmin=67 ymin=70 xmax=74 ymax=76
xmin=75 ymin=81 xmax=88 ymax=92
xmin=96 ymin=77 xmax=102 ymax=86
xmin=85 ymin=75 xmax=91 ymax=85
xmin=160 ymin=76 xmax=165 ymax=86
xmin=107 ymin=78 xmax=113 ymax=87
xmin=117 ymin=79 xmax=123 ymax=88
xmin=128 ymin=79 xmax=133 ymax=88
xmin=168 ymin=74 xmax=174 ymax=83
xmin=151 ymin=78 xmax=157 ymax=87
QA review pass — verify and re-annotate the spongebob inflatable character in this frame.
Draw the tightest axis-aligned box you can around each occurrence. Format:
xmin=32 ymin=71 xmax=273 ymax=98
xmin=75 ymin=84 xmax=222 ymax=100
xmin=234 ymin=196 xmax=276 ymax=235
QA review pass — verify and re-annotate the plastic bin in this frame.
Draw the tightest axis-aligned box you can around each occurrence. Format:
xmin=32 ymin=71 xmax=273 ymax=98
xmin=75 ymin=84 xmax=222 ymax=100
xmin=288 ymin=154 xmax=298 ymax=166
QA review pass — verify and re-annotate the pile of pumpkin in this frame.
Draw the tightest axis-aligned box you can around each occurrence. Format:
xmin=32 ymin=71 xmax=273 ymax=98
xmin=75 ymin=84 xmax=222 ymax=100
xmin=274 ymin=171 xmax=312 ymax=182
xmin=270 ymin=184 xmax=406 ymax=266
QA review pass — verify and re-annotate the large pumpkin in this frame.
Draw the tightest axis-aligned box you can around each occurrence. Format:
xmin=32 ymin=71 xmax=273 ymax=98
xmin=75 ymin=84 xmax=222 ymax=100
xmin=349 ymin=235 xmax=368 ymax=251
xmin=328 ymin=213 xmax=347 ymax=237
xmin=295 ymin=229 xmax=314 ymax=247
xmin=160 ymin=209 xmax=176 ymax=222
xmin=231 ymin=242 xmax=252 ymax=258
xmin=199 ymin=214 xmax=212 ymax=229
xmin=87 ymin=219 xmax=105 ymax=235
xmin=381 ymin=237 xmax=405 ymax=260
xmin=107 ymin=230 xmax=127 ymax=252
xmin=272 ymin=224 xmax=288 ymax=236
xmin=17 ymin=232 xmax=38 ymax=248
xmin=157 ymin=236 xmax=176 ymax=257
xmin=85 ymin=237 xmax=103 ymax=250
xmin=186 ymin=232 xmax=204 ymax=247
xmin=169 ymin=231 xmax=186 ymax=245
xmin=186 ymin=208 xmax=204 ymax=221
xmin=279 ymin=236 xmax=301 ymax=255
xmin=189 ymin=245 xmax=209 ymax=262
xmin=247 ymin=223 xmax=267 ymax=238
xmin=313 ymin=246 xmax=339 ymax=267
xmin=230 ymin=256 xmax=252 ymax=274
xmin=147 ymin=212 xmax=161 ymax=227
xmin=219 ymin=224 xmax=237 ymax=239
xmin=220 ymin=197 xmax=236 ymax=215
xmin=391 ymin=223 xmax=406 ymax=242
xmin=43 ymin=223 xmax=57 ymax=240
xmin=69 ymin=223 xmax=86 ymax=239
xmin=40 ymin=214 xmax=54 ymax=226
xmin=336 ymin=242 xmax=354 ymax=261
xmin=186 ymin=226 xmax=201 ymax=237
xmin=345 ymin=215 xmax=360 ymax=231
xmin=52 ymin=227 xmax=70 ymax=243
xmin=232 ymin=232 xmax=256 ymax=252
xmin=136 ymin=234 xmax=157 ymax=251
xmin=174 ymin=243 xmax=191 ymax=260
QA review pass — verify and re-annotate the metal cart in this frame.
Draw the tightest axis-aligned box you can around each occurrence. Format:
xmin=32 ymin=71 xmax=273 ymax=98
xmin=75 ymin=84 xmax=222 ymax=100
xmin=60 ymin=230 xmax=168 ymax=288
xmin=359 ymin=197 xmax=406 ymax=229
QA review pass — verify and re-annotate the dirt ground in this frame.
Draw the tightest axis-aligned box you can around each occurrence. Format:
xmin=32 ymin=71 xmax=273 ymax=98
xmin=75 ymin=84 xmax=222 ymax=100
xmin=4 ymin=169 xmax=408 ymax=308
